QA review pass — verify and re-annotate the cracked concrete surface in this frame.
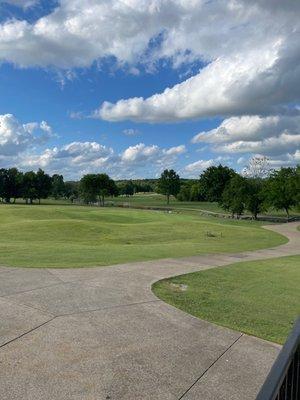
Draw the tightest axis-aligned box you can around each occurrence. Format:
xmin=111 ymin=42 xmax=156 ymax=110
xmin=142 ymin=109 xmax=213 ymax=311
xmin=0 ymin=222 xmax=299 ymax=399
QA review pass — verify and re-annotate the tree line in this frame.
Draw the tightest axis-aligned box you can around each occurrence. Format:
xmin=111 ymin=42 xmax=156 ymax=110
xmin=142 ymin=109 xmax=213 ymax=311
xmin=0 ymin=162 xmax=299 ymax=218
xmin=172 ymin=164 xmax=299 ymax=218
xmin=0 ymin=168 xmax=80 ymax=204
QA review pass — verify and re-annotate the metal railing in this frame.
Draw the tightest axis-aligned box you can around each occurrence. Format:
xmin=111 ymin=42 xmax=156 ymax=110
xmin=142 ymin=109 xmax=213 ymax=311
xmin=256 ymin=318 xmax=300 ymax=400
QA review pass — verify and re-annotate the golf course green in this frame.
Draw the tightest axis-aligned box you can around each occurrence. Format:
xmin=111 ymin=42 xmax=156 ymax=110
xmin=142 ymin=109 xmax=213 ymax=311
xmin=0 ymin=204 xmax=287 ymax=268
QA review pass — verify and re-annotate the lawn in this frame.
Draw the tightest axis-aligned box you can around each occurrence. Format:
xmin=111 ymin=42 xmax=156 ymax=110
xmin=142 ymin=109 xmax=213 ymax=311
xmin=109 ymin=193 xmax=300 ymax=217
xmin=152 ymin=255 xmax=300 ymax=344
xmin=0 ymin=204 xmax=287 ymax=268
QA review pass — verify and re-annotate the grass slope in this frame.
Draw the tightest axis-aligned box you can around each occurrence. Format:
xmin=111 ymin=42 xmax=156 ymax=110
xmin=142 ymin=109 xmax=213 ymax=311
xmin=153 ymin=256 xmax=300 ymax=344
xmin=0 ymin=204 xmax=287 ymax=268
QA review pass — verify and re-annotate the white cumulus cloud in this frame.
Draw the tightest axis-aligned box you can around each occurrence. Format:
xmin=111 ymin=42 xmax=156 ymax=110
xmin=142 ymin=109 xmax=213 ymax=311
xmin=0 ymin=113 xmax=52 ymax=156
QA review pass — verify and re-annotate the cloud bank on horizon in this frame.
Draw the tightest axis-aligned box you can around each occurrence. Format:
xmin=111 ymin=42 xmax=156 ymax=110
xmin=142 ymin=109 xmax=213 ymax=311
xmin=0 ymin=0 xmax=299 ymax=178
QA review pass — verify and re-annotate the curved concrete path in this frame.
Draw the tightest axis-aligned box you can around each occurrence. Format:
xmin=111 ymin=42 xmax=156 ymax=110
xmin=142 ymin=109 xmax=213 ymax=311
xmin=0 ymin=222 xmax=299 ymax=400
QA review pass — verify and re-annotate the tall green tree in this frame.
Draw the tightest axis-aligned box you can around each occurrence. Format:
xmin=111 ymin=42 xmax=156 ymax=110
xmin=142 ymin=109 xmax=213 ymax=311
xmin=220 ymin=175 xmax=249 ymax=218
xmin=0 ymin=168 xmax=23 ymax=203
xmin=245 ymin=178 xmax=266 ymax=219
xmin=35 ymin=169 xmax=52 ymax=204
xmin=64 ymin=181 xmax=79 ymax=202
xmin=199 ymin=165 xmax=236 ymax=202
xmin=22 ymin=171 xmax=38 ymax=204
xmin=79 ymin=174 xmax=99 ymax=204
xmin=0 ymin=169 xmax=4 ymax=202
xmin=79 ymin=173 xmax=117 ymax=205
xmin=157 ymin=169 xmax=180 ymax=205
xmin=264 ymin=167 xmax=299 ymax=218
xmin=121 ymin=180 xmax=134 ymax=196
xmin=51 ymin=174 xmax=65 ymax=199
xmin=97 ymin=173 xmax=111 ymax=206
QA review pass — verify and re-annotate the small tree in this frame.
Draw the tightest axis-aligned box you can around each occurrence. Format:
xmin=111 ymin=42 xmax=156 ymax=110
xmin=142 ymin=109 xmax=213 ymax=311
xmin=264 ymin=167 xmax=299 ymax=218
xmin=157 ymin=169 xmax=180 ymax=205
xmin=220 ymin=175 xmax=249 ymax=218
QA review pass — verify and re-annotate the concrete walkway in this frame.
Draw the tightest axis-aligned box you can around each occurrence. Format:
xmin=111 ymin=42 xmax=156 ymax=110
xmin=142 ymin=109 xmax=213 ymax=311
xmin=0 ymin=222 xmax=299 ymax=400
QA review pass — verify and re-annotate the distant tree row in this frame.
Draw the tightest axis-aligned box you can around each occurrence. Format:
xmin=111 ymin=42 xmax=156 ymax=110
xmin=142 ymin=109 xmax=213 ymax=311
xmin=0 ymin=168 xmax=79 ymax=204
xmin=116 ymin=179 xmax=155 ymax=195
xmin=174 ymin=162 xmax=300 ymax=218
xmin=1 ymin=162 xmax=299 ymax=217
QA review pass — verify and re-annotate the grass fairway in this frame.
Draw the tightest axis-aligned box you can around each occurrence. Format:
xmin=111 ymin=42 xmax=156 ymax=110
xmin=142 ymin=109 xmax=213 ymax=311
xmin=109 ymin=193 xmax=300 ymax=217
xmin=0 ymin=204 xmax=287 ymax=268
xmin=153 ymin=256 xmax=300 ymax=344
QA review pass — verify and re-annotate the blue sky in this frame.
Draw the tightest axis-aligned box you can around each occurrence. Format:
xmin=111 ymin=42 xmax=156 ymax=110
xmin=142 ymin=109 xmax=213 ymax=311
xmin=0 ymin=1 xmax=299 ymax=179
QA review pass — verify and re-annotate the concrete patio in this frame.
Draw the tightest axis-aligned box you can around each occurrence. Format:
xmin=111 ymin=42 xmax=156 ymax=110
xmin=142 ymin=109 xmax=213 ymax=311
xmin=0 ymin=222 xmax=299 ymax=399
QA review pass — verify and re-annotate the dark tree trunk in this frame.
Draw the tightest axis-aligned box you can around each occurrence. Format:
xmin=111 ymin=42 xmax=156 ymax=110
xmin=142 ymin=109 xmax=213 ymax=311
xmin=285 ymin=207 xmax=290 ymax=219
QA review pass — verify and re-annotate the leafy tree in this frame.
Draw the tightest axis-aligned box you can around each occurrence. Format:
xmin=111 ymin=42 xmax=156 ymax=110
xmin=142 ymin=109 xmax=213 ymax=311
xmin=106 ymin=177 xmax=119 ymax=198
xmin=220 ymin=175 xmax=249 ymax=218
xmin=245 ymin=178 xmax=266 ymax=219
xmin=177 ymin=185 xmax=192 ymax=201
xmin=0 ymin=168 xmax=23 ymax=203
xmin=79 ymin=174 xmax=99 ymax=204
xmin=35 ymin=169 xmax=52 ymax=204
xmin=79 ymin=173 xmax=117 ymax=205
xmin=22 ymin=171 xmax=38 ymax=204
xmin=177 ymin=181 xmax=205 ymax=202
xmin=190 ymin=182 xmax=205 ymax=201
xmin=64 ymin=181 xmax=79 ymax=202
xmin=157 ymin=169 xmax=180 ymax=204
xmin=122 ymin=181 xmax=135 ymax=196
xmin=97 ymin=173 xmax=111 ymax=206
xmin=51 ymin=174 xmax=65 ymax=199
xmin=199 ymin=165 xmax=236 ymax=202
xmin=264 ymin=167 xmax=299 ymax=218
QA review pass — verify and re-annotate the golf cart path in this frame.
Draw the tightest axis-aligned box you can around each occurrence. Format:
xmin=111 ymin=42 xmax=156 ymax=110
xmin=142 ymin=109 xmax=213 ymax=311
xmin=0 ymin=222 xmax=299 ymax=399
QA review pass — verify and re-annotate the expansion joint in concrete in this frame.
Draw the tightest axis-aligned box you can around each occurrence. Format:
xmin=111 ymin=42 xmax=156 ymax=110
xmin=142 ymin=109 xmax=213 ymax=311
xmin=178 ymin=333 xmax=244 ymax=399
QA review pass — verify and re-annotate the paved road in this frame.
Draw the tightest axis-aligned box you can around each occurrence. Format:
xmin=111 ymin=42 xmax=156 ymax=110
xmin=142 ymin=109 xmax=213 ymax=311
xmin=0 ymin=222 xmax=299 ymax=400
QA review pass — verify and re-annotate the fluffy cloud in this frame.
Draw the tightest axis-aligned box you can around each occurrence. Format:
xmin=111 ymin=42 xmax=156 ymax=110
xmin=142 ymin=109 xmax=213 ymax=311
xmin=93 ymin=1 xmax=300 ymax=122
xmin=183 ymin=156 xmax=231 ymax=177
xmin=17 ymin=141 xmax=186 ymax=179
xmin=1 ymin=1 xmax=299 ymax=125
xmin=184 ymin=159 xmax=215 ymax=174
xmin=0 ymin=113 xmax=52 ymax=156
xmin=191 ymin=115 xmax=300 ymax=144
xmin=191 ymin=115 xmax=300 ymax=158
xmin=97 ymin=38 xmax=300 ymax=122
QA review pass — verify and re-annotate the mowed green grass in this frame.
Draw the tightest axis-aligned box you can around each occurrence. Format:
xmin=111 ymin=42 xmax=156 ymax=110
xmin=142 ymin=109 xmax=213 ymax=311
xmin=153 ymin=256 xmax=300 ymax=344
xmin=111 ymin=193 xmax=300 ymax=217
xmin=0 ymin=204 xmax=287 ymax=268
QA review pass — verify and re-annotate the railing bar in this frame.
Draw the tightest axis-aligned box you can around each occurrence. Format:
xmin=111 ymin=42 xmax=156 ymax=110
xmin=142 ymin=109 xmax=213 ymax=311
xmin=256 ymin=318 xmax=300 ymax=400
xmin=289 ymin=358 xmax=293 ymax=398
xmin=295 ymin=350 xmax=299 ymax=400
